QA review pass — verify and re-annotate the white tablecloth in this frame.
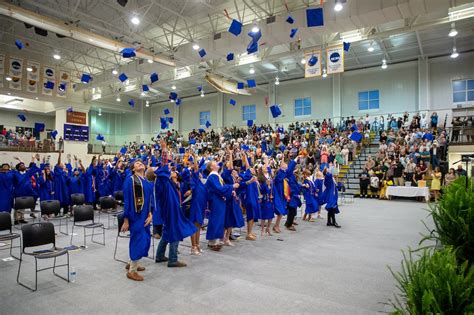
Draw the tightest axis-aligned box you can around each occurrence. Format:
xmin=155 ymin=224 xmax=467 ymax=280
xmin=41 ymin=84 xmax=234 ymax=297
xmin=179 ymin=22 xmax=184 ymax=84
xmin=385 ymin=186 xmax=430 ymax=201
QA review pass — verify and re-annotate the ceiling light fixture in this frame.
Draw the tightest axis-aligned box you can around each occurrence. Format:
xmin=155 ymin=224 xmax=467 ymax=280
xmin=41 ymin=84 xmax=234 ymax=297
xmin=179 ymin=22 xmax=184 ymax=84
xmin=251 ymin=21 xmax=259 ymax=34
xmin=116 ymin=95 xmax=121 ymax=102
xmin=301 ymin=57 xmax=306 ymax=64
xmin=381 ymin=59 xmax=387 ymax=69
xmin=322 ymin=68 xmax=327 ymax=78
xmin=451 ymin=47 xmax=459 ymax=58
xmin=53 ymin=53 xmax=61 ymax=60
xmin=98 ymin=108 xmax=102 ymax=116
xmin=249 ymin=67 xmax=255 ymax=74
xmin=367 ymin=44 xmax=375 ymax=52
xmin=141 ymin=92 xmax=146 ymax=96
xmin=171 ymin=85 xmax=176 ymax=90
xmin=334 ymin=0 xmax=344 ymax=12
xmin=131 ymin=16 xmax=140 ymax=25
xmin=192 ymin=43 xmax=200 ymax=50
xmin=26 ymin=67 xmax=33 ymax=72
xmin=145 ymin=100 xmax=150 ymax=107
xmin=275 ymin=76 xmax=280 ymax=85
xmin=112 ymin=69 xmax=118 ymax=75
xmin=5 ymin=76 xmax=12 ymax=81
xmin=147 ymin=59 xmax=153 ymax=64
xmin=200 ymin=90 xmax=205 ymax=97
xmin=449 ymin=23 xmax=458 ymax=37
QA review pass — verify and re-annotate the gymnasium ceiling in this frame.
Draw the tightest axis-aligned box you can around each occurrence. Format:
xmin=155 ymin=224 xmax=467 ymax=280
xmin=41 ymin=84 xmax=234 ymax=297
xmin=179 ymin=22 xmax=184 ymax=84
xmin=0 ymin=0 xmax=474 ymax=113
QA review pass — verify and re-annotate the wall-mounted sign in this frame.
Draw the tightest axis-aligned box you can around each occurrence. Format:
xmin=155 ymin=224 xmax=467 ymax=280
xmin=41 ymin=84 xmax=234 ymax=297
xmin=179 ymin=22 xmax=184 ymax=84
xmin=64 ymin=124 xmax=89 ymax=142
xmin=66 ymin=111 xmax=87 ymax=125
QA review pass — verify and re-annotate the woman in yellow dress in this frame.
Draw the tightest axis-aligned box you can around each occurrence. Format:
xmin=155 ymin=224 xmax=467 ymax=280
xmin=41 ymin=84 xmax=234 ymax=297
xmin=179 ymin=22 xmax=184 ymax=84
xmin=430 ymin=166 xmax=442 ymax=201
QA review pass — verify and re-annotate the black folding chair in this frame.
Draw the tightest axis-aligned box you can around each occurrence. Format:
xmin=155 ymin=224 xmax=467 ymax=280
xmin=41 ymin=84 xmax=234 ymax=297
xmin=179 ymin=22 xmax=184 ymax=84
xmin=17 ymin=222 xmax=70 ymax=291
xmin=14 ymin=196 xmax=38 ymax=228
xmin=114 ymin=191 xmax=124 ymax=207
xmin=70 ymin=193 xmax=85 ymax=208
xmin=114 ymin=213 xmax=155 ymax=264
xmin=40 ymin=200 xmax=68 ymax=235
xmin=70 ymin=205 xmax=105 ymax=247
xmin=0 ymin=212 xmax=21 ymax=260
xmin=98 ymin=196 xmax=119 ymax=229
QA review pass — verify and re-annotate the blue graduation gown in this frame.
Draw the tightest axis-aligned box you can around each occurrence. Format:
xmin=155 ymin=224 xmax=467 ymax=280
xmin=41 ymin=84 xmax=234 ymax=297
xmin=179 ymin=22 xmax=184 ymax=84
xmin=83 ymin=165 xmax=95 ymax=204
xmin=205 ymin=172 xmax=234 ymax=240
xmin=323 ymin=173 xmax=339 ymax=213
xmin=152 ymin=178 xmax=164 ymax=226
xmin=189 ymin=170 xmax=207 ymax=225
xmin=38 ymin=176 xmax=54 ymax=201
xmin=123 ymin=175 xmax=153 ymax=261
xmin=110 ymin=168 xmax=125 ymax=194
xmin=314 ymin=178 xmax=324 ymax=205
xmin=239 ymin=169 xmax=261 ymax=221
xmin=272 ymin=169 xmax=287 ymax=216
xmin=259 ymin=181 xmax=275 ymax=220
xmin=13 ymin=163 xmax=40 ymax=198
xmin=155 ymin=165 xmax=196 ymax=243
xmin=96 ymin=164 xmax=111 ymax=197
xmin=286 ymin=160 xmax=302 ymax=208
xmin=221 ymin=168 xmax=244 ymax=229
xmin=69 ymin=174 xmax=84 ymax=195
xmin=53 ymin=165 xmax=70 ymax=206
xmin=303 ymin=179 xmax=318 ymax=214
xmin=0 ymin=171 xmax=14 ymax=212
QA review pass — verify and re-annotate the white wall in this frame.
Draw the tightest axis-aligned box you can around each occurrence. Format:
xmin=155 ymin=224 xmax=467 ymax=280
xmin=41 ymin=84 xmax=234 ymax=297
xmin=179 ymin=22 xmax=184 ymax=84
xmin=0 ymin=109 xmax=55 ymax=131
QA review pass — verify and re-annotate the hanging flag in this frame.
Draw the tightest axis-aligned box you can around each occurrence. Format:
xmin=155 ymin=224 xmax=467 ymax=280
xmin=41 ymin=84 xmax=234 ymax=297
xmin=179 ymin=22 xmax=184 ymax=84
xmin=326 ymin=44 xmax=344 ymax=74
xmin=304 ymin=50 xmax=322 ymax=78
xmin=57 ymin=70 xmax=70 ymax=98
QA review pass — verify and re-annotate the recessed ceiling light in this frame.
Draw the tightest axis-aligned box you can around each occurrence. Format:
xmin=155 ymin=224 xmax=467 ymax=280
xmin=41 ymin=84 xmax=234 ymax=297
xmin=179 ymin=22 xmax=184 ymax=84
xmin=192 ymin=43 xmax=200 ymax=50
xmin=171 ymin=85 xmax=176 ymax=90
xmin=53 ymin=54 xmax=61 ymax=60
xmin=251 ymin=25 xmax=259 ymax=33
xmin=301 ymin=57 xmax=306 ymax=64
xmin=147 ymin=59 xmax=153 ymax=64
xmin=116 ymin=96 xmax=121 ymax=102
xmin=334 ymin=0 xmax=343 ymax=11
xmin=26 ymin=67 xmax=33 ymax=72
xmin=141 ymin=92 xmax=146 ymax=96
xmin=367 ymin=45 xmax=375 ymax=52
xmin=6 ymin=76 xmax=12 ymax=81
xmin=112 ymin=69 xmax=118 ymax=75
xmin=131 ymin=16 xmax=140 ymax=25
xmin=451 ymin=47 xmax=459 ymax=58
xmin=249 ymin=67 xmax=255 ymax=74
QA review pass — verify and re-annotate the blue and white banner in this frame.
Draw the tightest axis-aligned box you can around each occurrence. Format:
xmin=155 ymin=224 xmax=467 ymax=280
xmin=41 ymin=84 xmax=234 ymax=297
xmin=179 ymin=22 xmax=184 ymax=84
xmin=8 ymin=56 xmax=23 ymax=77
xmin=326 ymin=44 xmax=344 ymax=74
xmin=304 ymin=50 xmax=322 ymax=78
xmin=57 ymin=70 xmax=70 ymax=98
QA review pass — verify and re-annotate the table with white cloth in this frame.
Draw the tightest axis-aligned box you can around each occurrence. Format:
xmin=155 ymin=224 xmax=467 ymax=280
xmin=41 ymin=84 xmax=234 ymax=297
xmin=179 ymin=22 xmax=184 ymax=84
xmin=385 ymin=186 xmax=430 ymax=202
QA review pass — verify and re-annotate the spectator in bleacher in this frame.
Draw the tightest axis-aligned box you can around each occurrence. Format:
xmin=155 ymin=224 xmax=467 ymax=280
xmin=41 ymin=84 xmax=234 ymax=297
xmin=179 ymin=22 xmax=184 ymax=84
xmin=456 ymin=164 xmax=467 ymax=177
xmin=444 ymin=168 xmax=457 ymax=186
xmin=430 ymin=112 xmax=438 ymax=131
xmin=358 ymin=167 xmax=370 ymax=198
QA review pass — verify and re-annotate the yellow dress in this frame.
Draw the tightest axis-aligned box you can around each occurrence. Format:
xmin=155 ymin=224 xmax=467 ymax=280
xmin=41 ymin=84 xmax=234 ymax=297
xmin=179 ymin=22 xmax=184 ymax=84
xmin=431 ymin=172 xmax=441 ymax=191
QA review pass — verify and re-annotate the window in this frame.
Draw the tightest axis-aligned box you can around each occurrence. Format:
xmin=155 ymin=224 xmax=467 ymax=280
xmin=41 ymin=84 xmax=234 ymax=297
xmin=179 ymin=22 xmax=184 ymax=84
xmin=452 ymin=79 xmax=474 ymax=103
xmin=199 ymin=111 xmax=210 ymax=126
xmin=242 ymin=104 xmax=256 ymax=121
xmin=294 ymin=97 xmax=311 ymax=116
xmin=358 ymin=90 xmax=379 ymax=110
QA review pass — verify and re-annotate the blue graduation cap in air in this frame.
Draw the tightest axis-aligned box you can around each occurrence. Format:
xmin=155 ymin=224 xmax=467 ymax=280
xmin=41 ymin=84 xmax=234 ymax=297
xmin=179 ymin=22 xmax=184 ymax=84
xmin=247 ymin=79 xmax=256 ymax=88
xmin=67 ymin=106 xmax=73 ymax=112
xmin=150 ymin=72 xmax=159 ymax=83
xmin=198 ymin=49 xmax=207 ymax=58
xmin=51 ymin=130 xmax=58 ymax=140
xmin=128 ymin=99 xmax=135 ymax=107
xmin=198 ymin=128 xmax=205 ymax=133
xmin=350 ymin=124 xmax=357 ymax=132
xmin=44 ymin=81 xmax=54 ymax=89
xmin=96 ymin=134 xmax=105 ymax=141
xmin=169 ymin=92 xmax=178 ymax=101
xmin=175 ymin=98 xmax=182 ymax=106
xmin=308 ymin=55 xmax=318 ymax=66
xmin=229 ymin=99 xmax=236 ymax=106
xmin=34 ymin=122 xmax=45 ymax=132
xmin=179 ymin=147 xmax=185 ymax=154
xmin=205 ymin=121 xmax=211 ymax=128
xmin=247 ymin=120 xmax=253 ymax=127
xmin=121 ymin=48 xmax=136 ymax=58
xmin=349 ymin=131 xmax=363 ymax=143
xmin=160 ymin=117 xmax=168 ymax=129
xmin=241 ymin=144 xmax=250 ymax=151
xmin=290 ymin=28 xmax=298 ymax=38
xmin=189 ymin=138 xmax=196 ymax=145
xmin=286 ymin=15 xmax=294 ymax=24
xmin=167 ymin=117 xmax=174 ymax=124
xmin=306 ymin=7 xmax=324 ymax=27
xmin=256 ymin=127 xmax=262 ymax=132
xmin=58 ymin=83 xmax=67 ymax=92
xmin=228 ymin=19 xmax=242 ymax=36
xmin=270 ymin=105 xmax=282 ymax=118
xmin=197 ymin=86 xmax=203 ymax=92
xmin=343 ymin=42 xmax=351 ymax=52
xmin=142 ymin=84 xmax=149 ymax=92
xmin=15 ymin=39 xmax=24 ymax=50
xmin=120 ymin=146 xmax=127 ymax=154
xmin=226 ymin=53 xmax=234 ymax=61
xmin=247 ymin=39 xmax=258 ymax=55
xmin=164 ymin=108 xmax=170 ymax=115
xmin=248 ymin=30 xmax=262 ymax=42
xmin=237 ymin=82 xmax=244 ymax=89
xmin=81 ymin=73 xmax=91 ymax=84
xmin=118 ymin=73 xmax=128 ymax=82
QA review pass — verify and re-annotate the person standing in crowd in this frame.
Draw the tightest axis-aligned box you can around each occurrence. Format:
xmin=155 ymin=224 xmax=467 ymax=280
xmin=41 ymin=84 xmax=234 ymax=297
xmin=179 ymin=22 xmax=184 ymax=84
xmin=0 ymin=163 xmax=15 ymax=214
xmin=358 ymin=167 xmax=370 ymax=198
xmin=285 ymin=155 xmax=303 ymax=231
xmin=271 ymin=155 xmax=287 ymax=233
xmin=444 ymin=168 xmax=457 ymax=186
xmin=323 ymin=168 xmax=341 ymax=228
xmin=12 ymin=155 xmax=40 ymax=224
xmin=121 ymin=160 xmax=153 ymax=281
xmin=430 ymin=166 xmax=442 ymax=201
xmin=302 ymin=169 xmax=319 ymax=221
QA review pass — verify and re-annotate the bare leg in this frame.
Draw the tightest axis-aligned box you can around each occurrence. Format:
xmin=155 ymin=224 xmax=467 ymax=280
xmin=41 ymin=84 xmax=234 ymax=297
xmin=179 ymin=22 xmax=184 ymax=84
xmin=260 ymin=219 xmax=265 ymax=236
xmin=273 ymin=215 xmax=282 ymax=233
xmin=266 ymin=219 xmax=273 ymax=235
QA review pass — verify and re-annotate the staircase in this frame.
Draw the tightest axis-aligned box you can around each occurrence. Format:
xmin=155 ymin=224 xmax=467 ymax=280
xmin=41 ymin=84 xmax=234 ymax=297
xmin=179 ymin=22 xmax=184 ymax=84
xmin=338 ymin=132 xmax=380 ymax=196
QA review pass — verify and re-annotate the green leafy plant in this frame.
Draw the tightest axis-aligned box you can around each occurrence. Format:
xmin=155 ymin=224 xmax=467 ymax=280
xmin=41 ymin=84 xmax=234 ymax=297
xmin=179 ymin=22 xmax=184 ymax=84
xmin=389 ymin=247 xmax=474 ymax=314
xmin=423 ymin=177 xmax=474 ymax=263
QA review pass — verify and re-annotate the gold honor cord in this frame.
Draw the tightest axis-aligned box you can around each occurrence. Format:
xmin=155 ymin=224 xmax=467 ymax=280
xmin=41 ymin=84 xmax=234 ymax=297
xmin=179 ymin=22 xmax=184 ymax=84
xmin=132 ymin=175 xmax=144 ymax=213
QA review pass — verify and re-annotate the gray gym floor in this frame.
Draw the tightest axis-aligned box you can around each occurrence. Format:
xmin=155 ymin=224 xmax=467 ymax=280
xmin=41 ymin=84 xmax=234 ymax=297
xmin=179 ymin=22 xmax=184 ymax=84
xmin=0 ymin=198 xmax=432 ymax=314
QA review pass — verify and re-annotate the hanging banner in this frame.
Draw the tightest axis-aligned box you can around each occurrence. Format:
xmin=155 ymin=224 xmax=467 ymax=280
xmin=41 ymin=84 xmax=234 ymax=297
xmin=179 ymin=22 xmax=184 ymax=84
xmin=304 ymin=50 xmax=322 ymax=78
xmin=26 ymin=79 xmax=38 ymax=93
xmin=0 ymin=54 xmax=5 ymax=75
xmin=8 ymin=56 xmax=23 ymax=77
xmin=9 ymin=77 xmax=22 ymax=90
xmin=26 ymin=60 xmax=40 ymax=81
xmin=326 ymin=44 xmax=344 ymax=74
xmin=42 ymin=65 xmax=55 ymax=96
xmin=57 ymin=70 xmax=70 ymax=98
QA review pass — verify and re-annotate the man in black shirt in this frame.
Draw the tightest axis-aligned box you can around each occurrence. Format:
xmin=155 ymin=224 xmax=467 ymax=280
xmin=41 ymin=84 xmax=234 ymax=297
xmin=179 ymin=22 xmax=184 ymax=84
xmin=393 ymin=158 xmax=405 ymax=186
xmin=359 ymin=167 xmax=370 ymax=198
